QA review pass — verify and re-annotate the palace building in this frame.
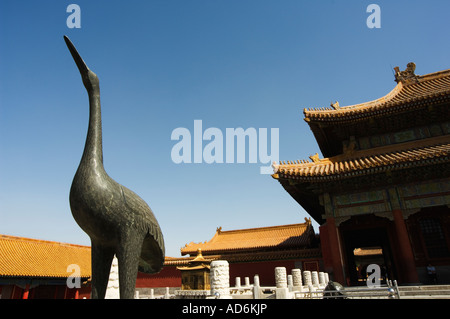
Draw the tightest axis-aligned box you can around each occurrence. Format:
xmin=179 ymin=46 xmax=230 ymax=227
xmin=272 ymin=63 xmax=450 ymax=286
xmin=0 ymin=219 xmax=320 ymax=297
xmin=179 ymin=219 xmax=322 ymax=286
xmin=0 ymin=234 xmax=180 ymax=299
xmin=3 ymin=64 xmax=449 ymax=296
xmin=0 ymin=235 xmax=91 ymax=299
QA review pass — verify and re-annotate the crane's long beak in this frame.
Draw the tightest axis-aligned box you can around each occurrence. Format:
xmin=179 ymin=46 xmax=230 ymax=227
xmin=64 ymin=35 xmax=89 ymax=76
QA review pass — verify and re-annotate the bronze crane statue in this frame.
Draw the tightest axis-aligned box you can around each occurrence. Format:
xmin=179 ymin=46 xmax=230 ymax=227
xmin=64 ymin=36 xmax=165 ymax=299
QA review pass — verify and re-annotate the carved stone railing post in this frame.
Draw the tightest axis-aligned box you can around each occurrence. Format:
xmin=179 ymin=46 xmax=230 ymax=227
xmin=105 ymin=255 xmax=119 ymax=299
xmin=253 ymin=274 xmax=261 ymax=299
xmin=210 ymin=260 xmax=231 ymax=299
xmin=312 ymin=271 xmax=319 ymax=288
xmin=292 ymin=268 xmax=302 ymax=291
xmin=275 ymin=267 xmax=289 ymax=299
xmin=303 ymin=270 xmax=312 ymax=287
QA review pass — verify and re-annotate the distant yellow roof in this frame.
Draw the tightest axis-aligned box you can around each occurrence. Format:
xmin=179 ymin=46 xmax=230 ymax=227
xmin=181 ymin=219 xmax=315 ymax=256
xmin=0 ymin=235 xmax=91 ymax=278
xmin=354 ymin=247 xmax=383 ymax=256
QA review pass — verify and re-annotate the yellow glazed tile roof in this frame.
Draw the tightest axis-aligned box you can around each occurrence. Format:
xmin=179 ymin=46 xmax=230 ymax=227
xmin=181 ymin=219 xmax=314 ymax=256
xmin=273 ymin=136 xmax=450 ymax=182
xmin=304 ymin=67 xmax=450 ymax=122
xmin=0 ymin=235 xmax=91 ymax=278
xmin=354 ymin=247 xmax=383 ymax=256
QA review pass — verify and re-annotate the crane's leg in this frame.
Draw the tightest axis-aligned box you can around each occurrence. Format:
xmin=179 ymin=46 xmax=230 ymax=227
xmin=117 ymin=231 xmax=144 ymax=299
xmin=90 ymin=241 xmax=115 ymax=299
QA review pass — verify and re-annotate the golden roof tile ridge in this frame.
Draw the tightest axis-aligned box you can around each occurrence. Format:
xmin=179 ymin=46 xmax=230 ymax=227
xmin=180 ymin=221 xmax=313 ymax=254
xmin=0 ymin=234 xmax=92 ymax=278
xmin=0 ymin=234 xmax=90 ymax=249
xmin=303 ymin=66 xmax=450 ymax=119
xmin=216 ymin=222 xmax=308 ymax=235
xmin=274 ymin=135 xmax=450 ymax=179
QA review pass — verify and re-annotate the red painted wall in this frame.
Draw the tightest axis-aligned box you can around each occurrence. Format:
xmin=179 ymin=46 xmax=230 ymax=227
xmin=0 ymin=284 xmax=92 ymax=299
xmin=319 ymin=224 xmax=333 ymax=274
xmin=136 ymin=265 xmax=181 ymax=288
xmin=229 ymin=260 xmax=296 ymax=286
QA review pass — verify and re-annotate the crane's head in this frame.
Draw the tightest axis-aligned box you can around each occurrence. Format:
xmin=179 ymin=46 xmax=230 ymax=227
xmin=64 ymin=36 xmax=99 ymax=92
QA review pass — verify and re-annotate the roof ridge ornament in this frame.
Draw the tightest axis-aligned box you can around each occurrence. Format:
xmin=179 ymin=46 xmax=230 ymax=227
xmin=309 ymin=153 xmax=320 ymax=163
xmin=330 ymin=101 xmax=340 ymax=110
xmin=394 ymin=62 xmax=419 ymax=84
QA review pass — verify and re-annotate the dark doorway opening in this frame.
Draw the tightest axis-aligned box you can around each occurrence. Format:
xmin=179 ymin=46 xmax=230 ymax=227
xmin=343 ymin=227 xmax=396 ymax=286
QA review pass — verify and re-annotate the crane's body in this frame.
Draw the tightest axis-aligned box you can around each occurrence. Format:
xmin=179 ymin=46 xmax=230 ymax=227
xmin=64 ymin=36 xmax=164 ymax=299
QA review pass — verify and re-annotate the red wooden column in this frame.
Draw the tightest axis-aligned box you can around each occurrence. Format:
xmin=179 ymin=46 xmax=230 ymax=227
xmin=392 ymin=209 xmax=419 ymax=284
xmin=325 ymin=217 xmax=345 ymax=285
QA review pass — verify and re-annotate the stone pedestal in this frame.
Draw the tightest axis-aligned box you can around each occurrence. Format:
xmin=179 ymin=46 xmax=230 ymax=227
xmin=292 ymin=268 xmax=302 ymax=291
xmin=275 ymin=267 xmax=289 ymax=299
xmin=303 ymin=270 xmax=312 ymax=286
xmin=275 ymin=267 xmax=287 ymax=288
xmin=253 ymin=274 xmax=261 ymax=299
xmin=235 ymin=277 xmax=241 ymax=288
xmin=210 ymin=260 xmax=231 ymax=299
xmin=105 ymin=255 xmax=120 ymax=299
xmin=254 ymin=274 xmax=260 ymax=287
xmin=312 ymin=271 xmax=319 ymax=287
xmin=164 ymin=287 xmax=171 ymax=299
xmin=319 ymin=272 xmax=326 ymax=286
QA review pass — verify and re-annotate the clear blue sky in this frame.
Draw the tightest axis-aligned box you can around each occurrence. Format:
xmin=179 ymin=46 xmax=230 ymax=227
xmin=1 ymin=0 xmax=449 ymax=257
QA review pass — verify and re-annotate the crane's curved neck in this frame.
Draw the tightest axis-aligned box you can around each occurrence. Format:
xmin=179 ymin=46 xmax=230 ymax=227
xmin=81 ymin=89 xmax=103 ymax=169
